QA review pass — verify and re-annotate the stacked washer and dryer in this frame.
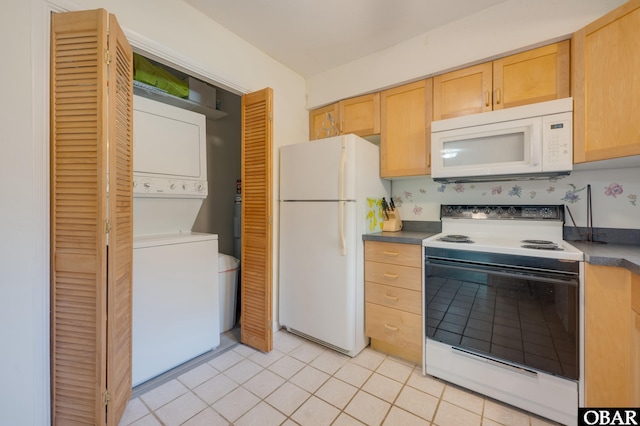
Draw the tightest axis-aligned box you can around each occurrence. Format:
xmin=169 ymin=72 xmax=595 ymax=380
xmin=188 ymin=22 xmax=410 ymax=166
xmin=131 ymin=95 xmax=220 ymax=386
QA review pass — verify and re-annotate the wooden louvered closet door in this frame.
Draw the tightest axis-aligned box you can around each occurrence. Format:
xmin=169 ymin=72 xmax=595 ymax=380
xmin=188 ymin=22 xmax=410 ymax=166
xmin=50 ymin=9 xmax=133 ymax=426
xmin=105 ymin=12 xmax=134 ymax=425
xmin=241 ymin=88 xmax=274 ymax=352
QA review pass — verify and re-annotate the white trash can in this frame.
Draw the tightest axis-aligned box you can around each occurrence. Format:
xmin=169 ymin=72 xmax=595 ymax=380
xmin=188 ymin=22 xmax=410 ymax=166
xmin=218 ymin=253 xmax=240 ymax=332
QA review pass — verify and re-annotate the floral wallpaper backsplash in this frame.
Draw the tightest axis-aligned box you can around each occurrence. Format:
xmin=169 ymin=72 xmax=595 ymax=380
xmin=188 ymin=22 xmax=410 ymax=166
xmin=390 ymin=167 xmax=640 ymax=229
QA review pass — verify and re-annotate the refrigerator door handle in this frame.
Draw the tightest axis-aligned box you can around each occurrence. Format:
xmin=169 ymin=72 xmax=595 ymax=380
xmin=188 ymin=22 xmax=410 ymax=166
xmin=339 ymin=200 xmax=346 ymax=256
xmin=339 ymin=137 xmax=347 ymax=200
xmin=338 ymin=137 xmax=347 ymax=255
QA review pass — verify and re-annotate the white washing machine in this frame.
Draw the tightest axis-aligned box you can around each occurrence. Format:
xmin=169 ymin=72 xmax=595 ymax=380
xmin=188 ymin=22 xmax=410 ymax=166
xmin=132 ymin=233 xmax=218 ymax=386
xmin=131 ymin=95 xmax=220 ymax=386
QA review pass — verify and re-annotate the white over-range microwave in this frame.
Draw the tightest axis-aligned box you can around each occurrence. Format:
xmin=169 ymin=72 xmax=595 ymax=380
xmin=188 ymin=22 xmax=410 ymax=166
xmin=431 ymin=98 xmax=573 ymax=183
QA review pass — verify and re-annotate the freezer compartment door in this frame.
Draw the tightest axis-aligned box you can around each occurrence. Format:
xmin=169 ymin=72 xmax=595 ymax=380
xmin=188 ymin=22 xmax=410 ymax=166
xmin=280 ymin=135 xmax=356 ymax=201
xmin=279 ymin=201 xmax=357 ymax=351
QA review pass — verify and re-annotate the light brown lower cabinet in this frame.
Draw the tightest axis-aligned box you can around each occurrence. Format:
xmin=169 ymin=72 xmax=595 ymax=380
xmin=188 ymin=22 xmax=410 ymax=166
xmin=364 ymin=241 xmax=423 ymax=364
xmin=585 ymin=264 xmax=640 ymax=406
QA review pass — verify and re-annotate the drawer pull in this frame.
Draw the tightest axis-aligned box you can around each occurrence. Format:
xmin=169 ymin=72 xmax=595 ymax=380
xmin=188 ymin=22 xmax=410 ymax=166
xmin=384 ymin=294 xmax=399 ymax=301
xmin=383 ymin=273 xmax=398 ymax=279
xmin=383 ymin=251 xmax=398 ymax=257
xmin=384 ymin=324 xmax=399 ymax=332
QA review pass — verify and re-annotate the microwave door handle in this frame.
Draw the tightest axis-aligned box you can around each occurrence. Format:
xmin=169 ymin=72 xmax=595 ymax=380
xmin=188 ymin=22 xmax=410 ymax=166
xmin=529 ymin=124 xmax=544 ymax=167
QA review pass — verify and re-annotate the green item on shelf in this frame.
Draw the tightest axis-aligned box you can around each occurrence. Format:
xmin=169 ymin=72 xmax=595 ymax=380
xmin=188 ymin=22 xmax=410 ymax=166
xmin=133 ymin=53 xmax=189 ymax=98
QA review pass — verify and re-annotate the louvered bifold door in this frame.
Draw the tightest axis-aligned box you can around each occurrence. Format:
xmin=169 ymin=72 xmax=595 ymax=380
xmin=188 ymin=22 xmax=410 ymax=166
xmin=106 ymin=13 xmax=133 ymax=426
xmin=241 ymin=88 xmax=274 ymax=352
xmin=50 ymin=9 xmax=109 ymax=425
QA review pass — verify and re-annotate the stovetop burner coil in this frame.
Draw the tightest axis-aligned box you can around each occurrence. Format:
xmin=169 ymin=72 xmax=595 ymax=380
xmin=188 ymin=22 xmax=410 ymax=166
xmin=521 ymin=244 xmax=564 ymax=251
xmin=438 ymin=234 xmax=474 ymax=243
xmin=521 ymin=239 xmax=555 ymax=245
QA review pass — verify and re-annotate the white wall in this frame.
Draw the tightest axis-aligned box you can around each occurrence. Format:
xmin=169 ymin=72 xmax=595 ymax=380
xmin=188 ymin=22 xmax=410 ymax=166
xmin=306 ymin=0 xmax=626 ymax=108
xmin=0 ymin=1 xmax=48 ymax=425
xmin=0 ymin=0 xmax=307 ymax=424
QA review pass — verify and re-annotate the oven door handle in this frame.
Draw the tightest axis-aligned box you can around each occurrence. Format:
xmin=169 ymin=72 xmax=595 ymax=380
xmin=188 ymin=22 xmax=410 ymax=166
xmin=451 ymin=347 xmax=539 ymax=378
xmin=425 ymin=258 xmax=579 ymax=286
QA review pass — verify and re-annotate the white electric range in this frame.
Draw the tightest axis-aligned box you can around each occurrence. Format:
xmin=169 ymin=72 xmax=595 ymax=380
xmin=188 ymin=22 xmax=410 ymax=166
xmin=422 ymin=205 xmax=584 ymax=426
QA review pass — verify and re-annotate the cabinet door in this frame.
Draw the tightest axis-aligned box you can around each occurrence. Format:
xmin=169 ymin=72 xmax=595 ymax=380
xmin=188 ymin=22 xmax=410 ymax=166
xmin=632 ymin=272 xmax=640 ymax=405
xmin=493 ymin=40 xmax=570 ymax=110
xmin=585 ymin=264 xmax=634 ymax=407
xmin=433 ymin=62 xmax=492 ymax=120
xmin=380 ymin=79 xmax=432 ymax=177
xmin=339 ymin=93 xmax=380 ymax=137
xmin=573 ymin=0 xmax=640 ymax=163
xmin=309 ymin=103 xmax=339 ymax=140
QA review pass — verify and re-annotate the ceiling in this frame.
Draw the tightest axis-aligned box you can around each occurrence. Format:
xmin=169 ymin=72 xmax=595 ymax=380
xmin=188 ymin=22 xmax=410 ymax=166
xmin=183 ymin=0 xmax=509 ymax=78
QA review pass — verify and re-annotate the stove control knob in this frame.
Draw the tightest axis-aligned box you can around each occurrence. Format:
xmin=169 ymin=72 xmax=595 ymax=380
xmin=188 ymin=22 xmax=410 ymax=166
xmin=539 ymin=207 xmax=553 ymax=218
xmin=472 ymin=208 xmax=479 ymax=214
xmin=496 ymin=207 xmax=504 ymax=215
xmin=444 ymin=206 xmax=453 ymax=214
xmin=455 ymin=207 xmax=463 ymax=215
xmin=507 ymin=207 xmax=517 ymax=215
xmin=483 ymin=207 xmax=492 ymax=214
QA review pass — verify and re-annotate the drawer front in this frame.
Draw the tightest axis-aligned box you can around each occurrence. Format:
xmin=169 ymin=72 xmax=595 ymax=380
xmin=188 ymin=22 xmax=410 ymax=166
xmin=365 ymin=241 xmax=422 ymax=267
xmin=365 ymin=261 xmax=421 ymax=291
xmin=365 ymin=282 xmax=421 ymax=314
xmin=365 ymin=302 xmax=422 ymax=352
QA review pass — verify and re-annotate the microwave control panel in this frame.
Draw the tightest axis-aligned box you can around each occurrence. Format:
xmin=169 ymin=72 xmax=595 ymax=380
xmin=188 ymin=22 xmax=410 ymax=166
xmin=542 ymin=111 xmax=572 ymax=171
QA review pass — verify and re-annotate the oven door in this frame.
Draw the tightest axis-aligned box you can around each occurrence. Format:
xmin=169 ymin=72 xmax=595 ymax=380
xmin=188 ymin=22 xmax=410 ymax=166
xmin=424 ymin=248 xmax=579 ymax=381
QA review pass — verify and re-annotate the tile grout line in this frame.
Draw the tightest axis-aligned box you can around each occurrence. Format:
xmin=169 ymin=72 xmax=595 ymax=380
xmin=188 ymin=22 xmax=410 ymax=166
xmin=127 ymin=331 xmax=557 ymax=426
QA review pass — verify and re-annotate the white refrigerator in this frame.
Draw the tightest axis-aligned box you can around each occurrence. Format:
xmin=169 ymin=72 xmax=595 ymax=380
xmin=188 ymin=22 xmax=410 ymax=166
xmin=279 ymin=134 xmax=390 ymax=356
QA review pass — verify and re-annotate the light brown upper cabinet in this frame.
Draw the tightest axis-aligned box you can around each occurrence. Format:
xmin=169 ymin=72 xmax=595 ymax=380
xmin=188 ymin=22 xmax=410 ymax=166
xmin=433 ymin=41 xmax=570 ymax=121
xmin=380 ymin=79 xmax=433 ymax=177
xmin=572 ymin=0 xmax=640 ymax=163
xmin=338 ymin=93 xmax=380 ymax=137
xmin=309 ymin=103 xmax=339 ymax=140
xmin=309 ymin=93 xmax=380 ymax=140
xmin=433 ymin=62 xmax=493 ymax=120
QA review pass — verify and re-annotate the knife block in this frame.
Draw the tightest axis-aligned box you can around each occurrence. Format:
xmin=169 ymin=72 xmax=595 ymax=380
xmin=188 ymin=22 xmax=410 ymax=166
xmin=382 ymin=208 xmax=403 ymax=232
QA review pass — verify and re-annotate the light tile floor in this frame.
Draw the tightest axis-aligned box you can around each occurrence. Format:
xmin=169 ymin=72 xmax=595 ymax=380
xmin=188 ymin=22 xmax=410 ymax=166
xmin=119 ymin=330 xmax=563 ymax=426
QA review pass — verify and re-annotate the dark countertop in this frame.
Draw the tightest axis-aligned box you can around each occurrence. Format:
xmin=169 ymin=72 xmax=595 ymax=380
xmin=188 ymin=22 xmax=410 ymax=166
xmin=363 ymin=229 xmax=640 ymax=275
xmin=363 ymin=231 xmax=437 ymax=245
xmin=571 ymin=241 xmax=640 ymax=275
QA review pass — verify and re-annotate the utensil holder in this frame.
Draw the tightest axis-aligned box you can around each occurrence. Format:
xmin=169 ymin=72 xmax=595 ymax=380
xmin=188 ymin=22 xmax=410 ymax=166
xmin=382 ymin=208 xmax=403 ymax=232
